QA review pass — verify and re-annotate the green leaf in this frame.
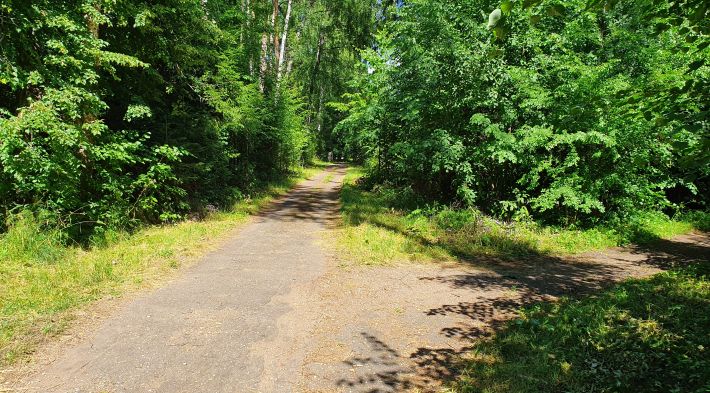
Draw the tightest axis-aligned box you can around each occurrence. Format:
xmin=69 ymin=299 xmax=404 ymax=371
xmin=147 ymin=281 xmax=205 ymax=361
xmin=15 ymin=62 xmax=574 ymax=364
xmin=501 ymin=1 xmax=514 ymax=14
xmin=546 ymin=4 xmax=566 ymax=16
xmin=493 ymin=26 xmax=509 ymax=39
xmin=522 ymin=0 xmax=542 ymax=9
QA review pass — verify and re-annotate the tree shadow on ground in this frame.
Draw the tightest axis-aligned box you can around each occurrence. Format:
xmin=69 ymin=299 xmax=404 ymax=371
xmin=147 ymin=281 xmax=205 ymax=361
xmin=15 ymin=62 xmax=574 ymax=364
xmin=336 ymin=333 xmax=416 ymax=393
xmin=334 ymin=233 xmax=709 ymax=392
xmin=256 ymin=164 xmax=346 ymax=227
xmin=624 ymin=235 xmax=709 ymax=269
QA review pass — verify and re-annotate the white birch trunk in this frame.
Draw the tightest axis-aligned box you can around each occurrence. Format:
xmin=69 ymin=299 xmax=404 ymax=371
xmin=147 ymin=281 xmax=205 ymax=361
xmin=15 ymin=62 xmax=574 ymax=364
xmin=276 ymin=0 xmax=293 ymax=81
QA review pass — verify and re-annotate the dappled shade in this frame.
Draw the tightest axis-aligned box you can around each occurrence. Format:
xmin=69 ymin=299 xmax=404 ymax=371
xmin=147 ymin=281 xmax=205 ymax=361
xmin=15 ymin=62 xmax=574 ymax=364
xmin=332 ymin=234 xmax=709 ymax=392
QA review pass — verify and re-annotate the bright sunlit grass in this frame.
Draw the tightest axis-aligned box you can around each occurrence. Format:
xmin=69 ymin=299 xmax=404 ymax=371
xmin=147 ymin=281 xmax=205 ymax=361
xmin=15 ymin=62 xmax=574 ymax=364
xmin=334 ymin=167 xmax=706 ymax=265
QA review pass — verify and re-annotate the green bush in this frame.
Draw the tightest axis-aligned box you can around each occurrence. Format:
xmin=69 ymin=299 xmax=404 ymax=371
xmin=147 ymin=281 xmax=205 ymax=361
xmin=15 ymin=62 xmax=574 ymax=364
xmin=335 ymin=0 xmax=708 ymax=226
xmin=435 ymin=209 xmax=479 ymax=231
xmin=0 ymin=0 xmax=322 ymax=240
xmin=678 ymin=211 xmax=710 ymax=232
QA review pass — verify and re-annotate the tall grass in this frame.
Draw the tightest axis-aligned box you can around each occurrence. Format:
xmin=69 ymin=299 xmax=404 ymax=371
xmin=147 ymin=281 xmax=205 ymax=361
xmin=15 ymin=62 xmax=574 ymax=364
xmin=0 ymin=210 xmax=66 ymax=265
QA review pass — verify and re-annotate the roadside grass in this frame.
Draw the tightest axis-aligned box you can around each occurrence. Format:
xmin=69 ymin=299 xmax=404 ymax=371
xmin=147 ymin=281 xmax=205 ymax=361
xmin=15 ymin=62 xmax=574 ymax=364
xmin=0 ymin=165 xmax=324 ymax=366
xmin=337 ymin=167 xmax=707 ymax=265
xmin=448 ymin=262 xmax=710 ymax=393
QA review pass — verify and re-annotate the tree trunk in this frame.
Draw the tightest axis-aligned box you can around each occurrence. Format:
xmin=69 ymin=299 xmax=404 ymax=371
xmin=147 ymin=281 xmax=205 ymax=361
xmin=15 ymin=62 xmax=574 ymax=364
xmin=272 ymin=0 xmax=280 ymax=67
xmin=277 ymin=0 xmax=292 ymax=81
xmin=244 ymin=0 xmax=256 ymax=77
xmin=308 ymin=30 xmax=325 ymax=104
xmin=260 ymin=30 xmax=268 ymax=92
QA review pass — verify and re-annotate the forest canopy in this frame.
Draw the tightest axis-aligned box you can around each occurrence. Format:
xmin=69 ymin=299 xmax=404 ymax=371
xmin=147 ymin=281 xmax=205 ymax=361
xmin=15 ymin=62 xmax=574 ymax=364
xmin=1 ymin=0 xmax=708 ymax=238
xmin=0 ymin=0 xmax=377 ymax=239
xmin=336 ymin=0 xmax=708 ymax=226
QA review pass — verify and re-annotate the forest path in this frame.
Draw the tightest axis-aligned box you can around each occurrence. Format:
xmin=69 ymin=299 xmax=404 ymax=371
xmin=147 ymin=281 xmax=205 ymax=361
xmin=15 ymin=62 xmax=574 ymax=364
xmin=17 ymin=165 xmax=348 ymax=393
xmin=11 ymin=165 xmax=709 ymax=393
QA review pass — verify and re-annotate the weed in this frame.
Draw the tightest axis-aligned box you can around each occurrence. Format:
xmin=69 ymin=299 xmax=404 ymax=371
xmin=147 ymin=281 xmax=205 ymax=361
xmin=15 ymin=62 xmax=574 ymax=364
xmin=323 ymin=173 xmax=335 ymax=184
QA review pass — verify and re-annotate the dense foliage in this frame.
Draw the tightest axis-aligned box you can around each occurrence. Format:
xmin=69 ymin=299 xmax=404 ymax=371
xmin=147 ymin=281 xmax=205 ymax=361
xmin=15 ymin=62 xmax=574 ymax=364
xmin=1 ymin=0 xmax=708 ymax=232
xmin=0 ymin=0 xmax=376 ymax=239
xmin=335 ymin=0 xmax=708 ymax=225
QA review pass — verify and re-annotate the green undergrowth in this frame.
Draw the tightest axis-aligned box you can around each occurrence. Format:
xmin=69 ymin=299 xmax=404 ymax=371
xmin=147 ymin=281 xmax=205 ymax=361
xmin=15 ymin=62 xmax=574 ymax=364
xmin=337 ymin=167 xmax=707 ymax=265
xmin=0 ymin=165 xmax=324 ymax=366
xmin=449 ymin=263 xmax=710 ymax=393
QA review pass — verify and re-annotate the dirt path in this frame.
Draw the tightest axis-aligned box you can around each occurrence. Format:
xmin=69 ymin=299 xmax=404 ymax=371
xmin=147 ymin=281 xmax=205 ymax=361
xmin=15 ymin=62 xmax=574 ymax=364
xmin=295 ymin=233 xmax=709 ymax=392
xmin=7 ymin=165 xmax=709 ymax=393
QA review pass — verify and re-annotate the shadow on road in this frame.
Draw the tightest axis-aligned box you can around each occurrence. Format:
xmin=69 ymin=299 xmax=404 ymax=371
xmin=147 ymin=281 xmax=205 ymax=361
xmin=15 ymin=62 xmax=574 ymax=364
xmin=334 ymin=234 xmax=710 ymax=392
xmin=257 ymin=164 xmax=347 ymax=227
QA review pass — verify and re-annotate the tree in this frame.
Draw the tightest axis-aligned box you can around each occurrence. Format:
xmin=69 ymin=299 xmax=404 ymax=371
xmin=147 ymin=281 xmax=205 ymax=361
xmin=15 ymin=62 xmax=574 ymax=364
xmin=335 ymin=0 xmax=708 ymax=224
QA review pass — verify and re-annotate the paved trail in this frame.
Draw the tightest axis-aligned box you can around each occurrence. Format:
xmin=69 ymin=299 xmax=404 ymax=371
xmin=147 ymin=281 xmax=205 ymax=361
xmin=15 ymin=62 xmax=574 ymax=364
xmin=20 ymin=165 xmax=347 ymax=393
xmin=11 ymin=165 xmax=709 ymax=393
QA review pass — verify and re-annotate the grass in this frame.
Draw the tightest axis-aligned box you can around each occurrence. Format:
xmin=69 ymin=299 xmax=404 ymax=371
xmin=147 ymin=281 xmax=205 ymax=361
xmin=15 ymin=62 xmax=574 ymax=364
xmin=336 ymin=168 xmax=454 ymax=265
xmin=323 ymin=172 xmax=335 ymax=184
xmin=336 ymin=167 xmax=707 ymax=265
xmin=0 ymin=165 xmax=324 ymax=366
xmin=448 ymin=262 xmax=710 ymax=393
